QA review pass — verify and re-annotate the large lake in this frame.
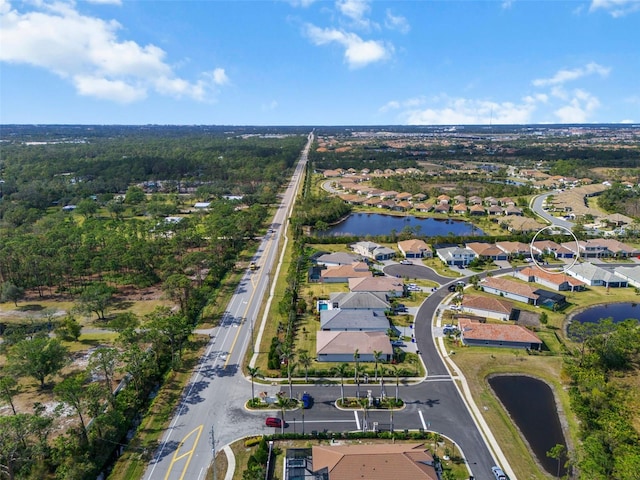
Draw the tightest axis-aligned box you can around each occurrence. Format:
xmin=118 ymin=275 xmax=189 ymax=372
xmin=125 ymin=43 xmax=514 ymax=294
xmin=318 ymin=213 xmax=484 ymax=237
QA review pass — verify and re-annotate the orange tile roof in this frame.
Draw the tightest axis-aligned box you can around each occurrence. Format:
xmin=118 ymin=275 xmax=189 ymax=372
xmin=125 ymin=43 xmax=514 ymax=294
xmin=459 ymin=318 xmax=542 ymax=344
xmin=482 ymin=276 xmax=539 ymax=299
xmin=312 ymin=443 xmax=437 ymax=480
xmin=519 ymin=266 xmax=585 ymax=287
xmin=462 ymin=295 xmax=513 ymax=314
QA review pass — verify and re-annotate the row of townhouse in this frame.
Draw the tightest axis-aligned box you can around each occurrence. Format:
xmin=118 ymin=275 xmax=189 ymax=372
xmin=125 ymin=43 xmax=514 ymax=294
xmin=435 ymin=238 xmax=640 ymax=266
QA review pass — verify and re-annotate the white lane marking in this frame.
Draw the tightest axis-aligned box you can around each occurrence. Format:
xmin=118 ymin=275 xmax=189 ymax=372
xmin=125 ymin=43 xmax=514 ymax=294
xmin=418 ymin=410 xmax=427 ymax=430
xmin=354 ymin=410 xmax=360 ymax=430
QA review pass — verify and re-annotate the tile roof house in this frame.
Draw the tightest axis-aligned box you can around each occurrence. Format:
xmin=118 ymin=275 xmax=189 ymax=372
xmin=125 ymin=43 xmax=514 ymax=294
xmin=398 ymin=239 xmax=432 ymax=258
xmin=468 ymin=195 xmax=483 ymax=205
xmin=434 ymin=203 xmax=450 ymax=214
xmin=614 ymin=266 xmax=640 ymax=288
xmin=349 ymin=276 xmax=405 ymax=297
xmin=311 ymin=443 xmax=437 ymax=480
xmin=458 ymin=318 xmax=543 ymax=350
xmin=466 ymin=242 xmax=508 ymax=261
xmin=530 ymin=240 xmax=575 ymax=259
xmin=505 ymin=205 xmax=523 ymax=216
xmin=316 ymin=252 xmax=365 ymax=267
xmin=413 ymin=202 xmax=434 ymax=212
xmin=565 ymin=262 xmax=628 ymax=287
xmin=436 ymin=246 xmax=477 ymax=266
xmin=481 ymin=276 xmax=567 ymax=309
xmin=320 ymin=309 xmax=390 ymax=332
xmin=320 ymin=262 xmax=372 ymax=283
xmin=316 ymin=331 xmax=393 ymax=362
xmin=516 ymin=266 xmax=585 ymax=292
xmin=461 ymin=295 xmax=514 ymax=321
xmin=437 ymin=194 xmax=451 ymax=204
xmin=329 ymin=292 xmax=391 ymax=311
xmin=468 ymin=204 xmax=486 ymax=216
xmin=351 ymin=241 xmax=396 ymax=261
xmin=482 ymin=277 xmax=535 ymax=301
xmin=453 ymin=203 xmax=468 ymax=214
xmin=496 ymin=241 xmax=531 ymax=258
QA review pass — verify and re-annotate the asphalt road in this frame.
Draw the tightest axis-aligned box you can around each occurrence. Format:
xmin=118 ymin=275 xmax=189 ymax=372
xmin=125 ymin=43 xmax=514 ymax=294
xmin=530 ymin=192 xmax=574 ymax=229
xmin=143 ymin=133 xmax=312 ymax=480
xmin=144 ymin=135 xmax=515 ymax=480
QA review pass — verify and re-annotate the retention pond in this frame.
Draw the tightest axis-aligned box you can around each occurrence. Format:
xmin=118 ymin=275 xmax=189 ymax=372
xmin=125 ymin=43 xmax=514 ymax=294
xmin=488 ymin=375 xmax=568 ymax=477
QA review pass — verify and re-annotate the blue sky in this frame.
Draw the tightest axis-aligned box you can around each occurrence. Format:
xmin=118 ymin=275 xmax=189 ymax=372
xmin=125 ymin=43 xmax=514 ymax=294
xmin=1 ymin=0 xmax=638 ymax=125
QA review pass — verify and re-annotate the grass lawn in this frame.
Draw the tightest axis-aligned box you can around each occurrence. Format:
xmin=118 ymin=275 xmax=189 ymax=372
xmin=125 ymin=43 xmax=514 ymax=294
xmin=450 ymin=348 xmax=574 ymax=480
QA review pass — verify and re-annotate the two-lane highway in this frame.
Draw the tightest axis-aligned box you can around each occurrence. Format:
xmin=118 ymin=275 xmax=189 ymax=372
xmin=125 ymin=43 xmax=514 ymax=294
xmin=143 ymin=133 xmax=312 ymax=480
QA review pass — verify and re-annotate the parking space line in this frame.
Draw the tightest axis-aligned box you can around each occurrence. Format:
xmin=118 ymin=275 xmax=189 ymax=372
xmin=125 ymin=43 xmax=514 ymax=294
xmin=418 ymin=410 xmax=427 ymax=430
xmin=354 ymin=411 xmax=360 ymax=430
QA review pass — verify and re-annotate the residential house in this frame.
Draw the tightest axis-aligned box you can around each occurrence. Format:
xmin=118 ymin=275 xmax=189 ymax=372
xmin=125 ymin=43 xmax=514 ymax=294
xmin=316 ymin=252 xmax=365 ymax=267
xmin=516 ymin=266 xmax=585 ymax=291
xmin=504 ymin=205 xmax=523 ymax=216
xmin=496 ymin=241 xmax=531 ymax=259
xmin=466 ymin=242 xmax=508 ymax=261
xmin=436 ymin=194 xmax=451 ymax=204
xmin=487 ymin=205 xmax=504 ymax=216
xmin=461 ymin=295 xmax=514 ymax=321
xmin=453 ymin=195 xmax=466 ymax=204
xmin=311 ymin=443 xmax=438 ymax=480
xmin=398 ymin=239 xmax=432 ymax=258
xmin=468 ymin=204 xmax=486 ymax=216
xmin=565 ymin=262 xmax=628 ymax=288
xmin=349 ymin=276 xmax=405 ymax=297
xmin=316 ymin=331 xmax=393 ymax=362
xmin=614 ymin=266 xmax=640 ymax=288
xmin=468 ymin=195 xmax=483 ymax=205
xmin=453 ymin=204 xmax=468 ymax=214
xmin=413 ymin=202 xmax=434 ymax=213
xmin=320 ymin=310 xmax=390 ymax=332
xmin=396 ymin=192 xmax=413 ymax=201
xmin=501 ymin=216 xmax=545 ymax=233
xmin=436 ymin=246 xmax=477 ymax=266
xmin=320 ymin=262 xmax=372 ymax=283
xmin=434 ymin=203 xmax=450 ymax=214
xmin=329 ymin=291 xmax=391 ymax=312
xmin=481 ymin=276 xmax=567 ymax=309
xmin=351 ymin=241 xmax=396 ymax=261
xmin=458 ymin=318 xmax=543 ymax=350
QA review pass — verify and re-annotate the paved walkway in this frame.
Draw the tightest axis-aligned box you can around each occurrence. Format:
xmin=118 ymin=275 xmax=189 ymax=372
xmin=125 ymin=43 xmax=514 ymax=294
xmin=223 ymin=445 xmax=235 ymax=480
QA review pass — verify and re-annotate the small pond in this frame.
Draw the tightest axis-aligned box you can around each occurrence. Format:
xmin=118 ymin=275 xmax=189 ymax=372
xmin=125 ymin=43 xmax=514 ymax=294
xmin=317 ymin=213 xmax=484 ymax=237
xmin=489 ymin=375 xmax=568 ymax=477
xmin=572 ymin=302 xmax=640 ymax=324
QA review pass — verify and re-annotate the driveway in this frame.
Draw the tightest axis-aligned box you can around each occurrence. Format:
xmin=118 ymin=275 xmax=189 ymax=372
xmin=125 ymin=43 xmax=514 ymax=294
xmin=383 ymin=263 xmax=453 ymax=285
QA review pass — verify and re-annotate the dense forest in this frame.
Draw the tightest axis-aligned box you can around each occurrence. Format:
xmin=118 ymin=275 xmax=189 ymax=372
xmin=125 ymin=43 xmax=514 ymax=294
xmin=0 ymin=126 xmax=308 ymax=479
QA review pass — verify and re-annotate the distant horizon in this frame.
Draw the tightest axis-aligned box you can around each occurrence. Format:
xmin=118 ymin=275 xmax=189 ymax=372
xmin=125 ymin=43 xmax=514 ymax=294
xmin=1 ymin=1 xmax=638 ymax=125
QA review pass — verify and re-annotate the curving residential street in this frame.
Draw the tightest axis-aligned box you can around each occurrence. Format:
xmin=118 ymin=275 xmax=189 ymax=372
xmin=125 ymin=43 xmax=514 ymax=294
xmin=530 ymin=192 xmax=574 ymax=229
xmin=144 ymin=138 xmax=516 ymax=480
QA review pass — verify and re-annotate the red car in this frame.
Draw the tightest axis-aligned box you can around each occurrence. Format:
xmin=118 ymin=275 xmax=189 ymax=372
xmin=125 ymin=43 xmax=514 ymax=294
xmin=265 ymin=417 xmax=282 ymax=428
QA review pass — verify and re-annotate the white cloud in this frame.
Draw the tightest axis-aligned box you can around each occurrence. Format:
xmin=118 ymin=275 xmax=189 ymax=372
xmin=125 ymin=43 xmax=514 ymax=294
xmin=304 ymin=24 xmax=391 ymax=68
xmin=0 ymin=0 xmax=228 ymax=103
xmin=553 ymin=89 xmax=601 ymax=123
xmin=402 ymin=95 xmax=540 ymax=125
xmin=589 ymin=0 xmax=640 ymax=17
xmin=336 ymin=0 xmax=372 ymax=29
xmin=288 ymin=0 xmax=317 ymax=7
xmin=211 ymin=68 xmax=230 ymax=86
xmin=619 ymin=119 xmax=635 ymax=123
xmin=385 ymin=9 xmax=410 ymax=33
xmin=502 ymin=0 xmax=514 ymax=9
xmin=74 ymin=75 xmax=145 ymax=103
xmin=532 ymin=62 xmax=610 ymax=87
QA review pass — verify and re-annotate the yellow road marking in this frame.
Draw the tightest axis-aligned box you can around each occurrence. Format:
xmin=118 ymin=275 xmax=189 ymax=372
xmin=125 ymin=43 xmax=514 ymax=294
xmin=164 ymin=425 xmax=203 ymax=480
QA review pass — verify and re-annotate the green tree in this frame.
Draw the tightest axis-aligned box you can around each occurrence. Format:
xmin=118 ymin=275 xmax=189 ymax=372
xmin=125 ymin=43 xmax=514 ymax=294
xmin=332 ymin=363 xmax=349 ymax=404
xmin=298 ymin=350 xmax=312 ymax=383
xmin=247 ymin=366 xmax=263 ymax=404
xmin=54 ymin=373 xmax=92 ymax=444
xmin=0 ymin=282 xmax=25 ymax=307
xmin=55 ymin=315 xmax=82 ymax=341
xmin=0 ymin=376 xmax=20 ymax=415
xmin=146 ymin=307 xmax=192 ymax=368
xmin=75 ymin=198 xmax=98 ymax=219
xmin=124 ymin=186 xmax=145 ymax=205
xmin=162 ymin=274 xmax=192 ymax=316
xmin=373 ymin=350 xmax=383 ymax=382
xmin=88 ymin=347 xmax=120 ymax=405
xmin=7 ymin=336 xmax=69 ymax=389
xmin=76 ymin=282 xmax=117 ymax=320
xmin=547 ymin=443 xmax=566 ymax=479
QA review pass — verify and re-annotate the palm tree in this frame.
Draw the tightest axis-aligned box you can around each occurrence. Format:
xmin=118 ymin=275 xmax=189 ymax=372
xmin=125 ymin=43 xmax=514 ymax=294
xmin=332 ymin=363 xmax=349 ymax=404
xmin=276 ymin=392 xmax=288 ymax=434
xmin=247 ymin=366 xmax=263 ymax=405
xmin=353 ymin=349 xmax=360 ymax=399
xmin=279 ymin=344 xmax=295 ymax=398
xmin=389 ymin=365 xmax=400 ymax=403
xmin=298 ymin=350 xmax=312 ymax=383
xmin=373 ymin=350 xmax=382 ymax=381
